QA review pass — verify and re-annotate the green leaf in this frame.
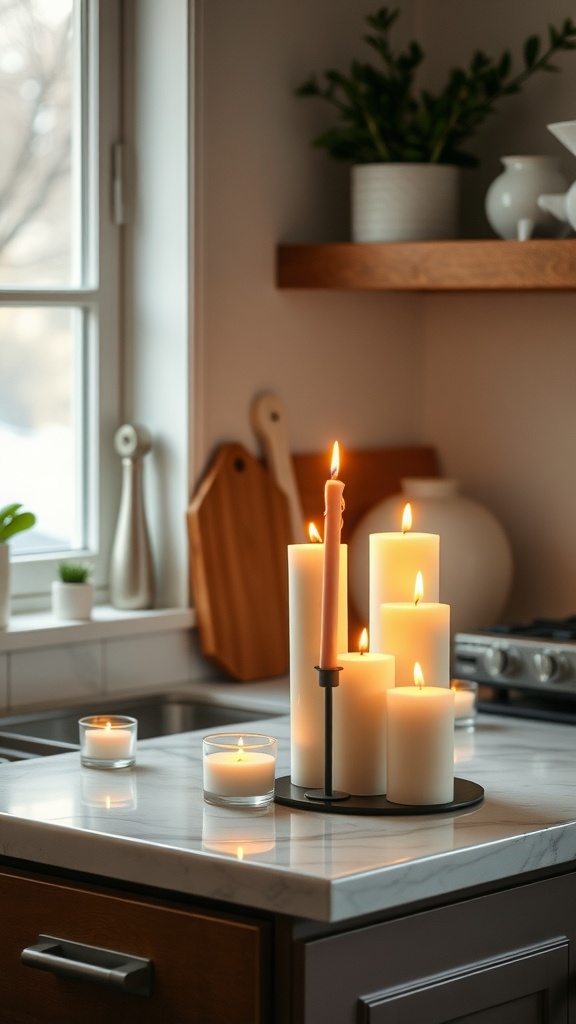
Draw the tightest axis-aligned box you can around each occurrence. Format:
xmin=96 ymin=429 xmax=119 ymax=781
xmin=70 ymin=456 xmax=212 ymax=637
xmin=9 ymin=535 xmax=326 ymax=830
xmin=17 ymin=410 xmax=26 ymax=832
xmin=523 ymin=35 xmax=540 ymax=68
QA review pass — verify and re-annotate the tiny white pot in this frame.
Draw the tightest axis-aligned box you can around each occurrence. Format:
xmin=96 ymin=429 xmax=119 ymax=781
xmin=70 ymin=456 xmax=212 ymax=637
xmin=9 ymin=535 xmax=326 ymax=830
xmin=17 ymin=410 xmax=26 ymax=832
xmin=52 ymin=581 xmax=93 ymax=621
xmin=351 ymin=163 xmax=459 ymax=242
xmin=0 ymin=544 xmax=9 ymax=630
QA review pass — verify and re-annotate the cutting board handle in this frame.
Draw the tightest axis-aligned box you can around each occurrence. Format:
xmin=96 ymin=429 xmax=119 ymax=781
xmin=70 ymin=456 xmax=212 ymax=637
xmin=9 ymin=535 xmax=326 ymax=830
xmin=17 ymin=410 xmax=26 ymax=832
xmin=251 ymin=394 xmax=306 ymax=543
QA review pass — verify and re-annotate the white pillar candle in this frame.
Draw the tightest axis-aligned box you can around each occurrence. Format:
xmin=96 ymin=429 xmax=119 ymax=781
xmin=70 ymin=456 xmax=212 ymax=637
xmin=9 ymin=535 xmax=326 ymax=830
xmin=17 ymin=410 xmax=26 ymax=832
xmin=288 ymin=533 xmax=348 ymax=788
xmin=369 ymin=504 xmax=439 ymax=651
xmin=380 ymin=573 xmax=450 ymax=688
xmin=319 ymin=442 xmax=345 ymax=670
xmin=386 ymin=665 xmax=455 ymax=805
xmin=333 ymin=632 xmax=395 ymax=795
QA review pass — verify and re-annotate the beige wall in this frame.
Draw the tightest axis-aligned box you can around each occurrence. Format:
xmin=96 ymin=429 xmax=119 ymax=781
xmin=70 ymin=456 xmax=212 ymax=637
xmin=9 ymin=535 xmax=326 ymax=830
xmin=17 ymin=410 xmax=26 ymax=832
xmin=196 ymin=0 xmax=576 ymax=622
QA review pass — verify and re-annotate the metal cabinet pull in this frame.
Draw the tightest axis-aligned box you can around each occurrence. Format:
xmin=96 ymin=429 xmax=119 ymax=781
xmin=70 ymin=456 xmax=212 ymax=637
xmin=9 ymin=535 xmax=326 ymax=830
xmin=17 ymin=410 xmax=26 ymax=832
xmin=21 ymin=934 xmax=152 ymax=997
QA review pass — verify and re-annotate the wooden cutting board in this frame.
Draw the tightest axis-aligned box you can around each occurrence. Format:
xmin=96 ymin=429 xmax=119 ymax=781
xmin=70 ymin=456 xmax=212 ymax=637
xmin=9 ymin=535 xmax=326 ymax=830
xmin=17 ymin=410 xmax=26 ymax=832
xmin=187 ymin=443 xmax=291 ymax=681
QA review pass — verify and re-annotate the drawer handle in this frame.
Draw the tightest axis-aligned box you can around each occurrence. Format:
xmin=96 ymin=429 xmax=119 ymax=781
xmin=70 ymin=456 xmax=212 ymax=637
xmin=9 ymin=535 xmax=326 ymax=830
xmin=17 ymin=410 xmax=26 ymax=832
xmin=21 ymin=934 xmax=152 ymax=997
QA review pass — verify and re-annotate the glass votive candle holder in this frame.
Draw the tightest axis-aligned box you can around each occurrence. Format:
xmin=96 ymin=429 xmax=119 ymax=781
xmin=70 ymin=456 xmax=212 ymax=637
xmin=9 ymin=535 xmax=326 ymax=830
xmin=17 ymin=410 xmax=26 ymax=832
xmin=79 ymin=715 xmax=137 ymax=769
xmin=451 ymin=680 xmax=478 ymax=730
xmin=202 ymin=733 xmax=277 ymax=808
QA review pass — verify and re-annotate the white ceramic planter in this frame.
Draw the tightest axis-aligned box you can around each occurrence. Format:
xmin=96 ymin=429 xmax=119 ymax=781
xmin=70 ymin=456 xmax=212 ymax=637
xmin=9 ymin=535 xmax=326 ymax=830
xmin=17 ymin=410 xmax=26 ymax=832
xmin=351 ymin=163 xmax=459 ymax=242
xmin=0 ymin=544 xmax=8 ymax=630
xmin=51 ymin=581 xmax=93 ymax=621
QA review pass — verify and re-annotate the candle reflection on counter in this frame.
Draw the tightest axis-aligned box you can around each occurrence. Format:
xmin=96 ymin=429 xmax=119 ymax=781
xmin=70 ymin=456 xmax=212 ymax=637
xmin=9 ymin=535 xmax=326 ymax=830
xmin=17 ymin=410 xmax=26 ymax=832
xmin=202 ymin=805 xmax=276 ymax=857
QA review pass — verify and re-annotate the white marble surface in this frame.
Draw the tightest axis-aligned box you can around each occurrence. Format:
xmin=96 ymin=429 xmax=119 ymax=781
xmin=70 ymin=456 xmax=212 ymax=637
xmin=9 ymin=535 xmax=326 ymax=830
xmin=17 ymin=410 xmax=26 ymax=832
xmin=0 ymin=713 xmax=576 ymax=923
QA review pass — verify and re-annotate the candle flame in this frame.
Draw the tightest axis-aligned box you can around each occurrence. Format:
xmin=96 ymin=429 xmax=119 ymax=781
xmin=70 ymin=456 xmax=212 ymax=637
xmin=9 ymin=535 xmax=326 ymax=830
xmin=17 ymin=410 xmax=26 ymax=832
xmin=359 ymin=627 xmax=369 ymax=655
xmin=414 ymin=662 xmax=425 ymax=689
xmin=309 ymin=522 xmax=322 ymax=543
xmin=402 ymin=502 xmax=412 ymax=534
xmin=236 ymin=736 xmax=245 ymax=762
xmin=105 ymin=721 xmax=112 ymax=732
xmin=330 ymin=441 xmax=340 ymax=479
xmin=414 ymin=571 xmax=424 ymax=605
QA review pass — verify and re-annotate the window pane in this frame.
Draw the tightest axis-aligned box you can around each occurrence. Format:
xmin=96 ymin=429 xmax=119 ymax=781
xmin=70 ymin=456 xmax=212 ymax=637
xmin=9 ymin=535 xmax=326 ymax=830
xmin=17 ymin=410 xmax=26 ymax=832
xmin=0 ymin=0 xmax=80 ymax=288
xmin=0 ymin=305 xmax=85 ymax=553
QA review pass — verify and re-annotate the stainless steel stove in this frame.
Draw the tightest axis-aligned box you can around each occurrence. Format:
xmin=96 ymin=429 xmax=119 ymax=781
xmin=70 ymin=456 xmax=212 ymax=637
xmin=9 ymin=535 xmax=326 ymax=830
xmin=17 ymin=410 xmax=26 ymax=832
xmin=453 ymin=617 xmax=576 ymax=723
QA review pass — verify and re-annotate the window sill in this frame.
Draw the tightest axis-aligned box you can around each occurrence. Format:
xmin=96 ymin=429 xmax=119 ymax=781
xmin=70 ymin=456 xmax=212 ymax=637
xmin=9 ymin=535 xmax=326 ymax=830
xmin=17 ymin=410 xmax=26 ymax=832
xmin=0 ymin=606 xmax=196 ymax=653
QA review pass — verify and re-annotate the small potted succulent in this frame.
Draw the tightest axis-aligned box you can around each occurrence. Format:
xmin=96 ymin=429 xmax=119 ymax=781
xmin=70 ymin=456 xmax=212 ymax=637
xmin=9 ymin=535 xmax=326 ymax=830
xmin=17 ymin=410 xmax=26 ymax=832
xmin=296 ymin=7 xmax=576 ymax=241
xmin=0 ymin=503 xmax=36 ymax=629
xmin=52 ymin=561 xmax=94 ymax=622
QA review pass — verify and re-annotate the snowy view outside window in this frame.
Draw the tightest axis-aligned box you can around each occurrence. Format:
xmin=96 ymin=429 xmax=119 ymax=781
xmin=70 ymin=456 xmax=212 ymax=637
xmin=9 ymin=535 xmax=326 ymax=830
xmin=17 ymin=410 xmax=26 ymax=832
xmin=0 ymin=0 xmax=86 ymax=555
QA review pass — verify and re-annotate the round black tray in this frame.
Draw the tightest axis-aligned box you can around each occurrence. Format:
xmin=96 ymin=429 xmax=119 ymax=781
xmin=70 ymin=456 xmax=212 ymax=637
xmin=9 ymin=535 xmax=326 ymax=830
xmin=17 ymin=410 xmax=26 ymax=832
xmin=274 ymin=775 xmax=484 ymax=815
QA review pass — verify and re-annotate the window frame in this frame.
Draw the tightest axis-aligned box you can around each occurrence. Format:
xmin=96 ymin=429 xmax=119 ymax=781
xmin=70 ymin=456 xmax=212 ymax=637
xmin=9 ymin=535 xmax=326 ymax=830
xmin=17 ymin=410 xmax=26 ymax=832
xmin=1 ymin=0 xmax=122 ymax=611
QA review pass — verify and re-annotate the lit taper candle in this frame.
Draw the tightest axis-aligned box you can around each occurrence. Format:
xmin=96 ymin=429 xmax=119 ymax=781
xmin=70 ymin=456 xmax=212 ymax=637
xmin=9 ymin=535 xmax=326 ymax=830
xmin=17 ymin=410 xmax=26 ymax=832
xmin=319 ymin=442 xmax=345 ymax=670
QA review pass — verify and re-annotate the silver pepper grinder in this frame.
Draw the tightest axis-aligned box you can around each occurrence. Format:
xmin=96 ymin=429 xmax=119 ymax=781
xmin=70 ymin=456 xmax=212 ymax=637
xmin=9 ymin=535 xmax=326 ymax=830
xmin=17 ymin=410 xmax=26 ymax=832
xmin=110 ymin=423 xmax=155 ymax=609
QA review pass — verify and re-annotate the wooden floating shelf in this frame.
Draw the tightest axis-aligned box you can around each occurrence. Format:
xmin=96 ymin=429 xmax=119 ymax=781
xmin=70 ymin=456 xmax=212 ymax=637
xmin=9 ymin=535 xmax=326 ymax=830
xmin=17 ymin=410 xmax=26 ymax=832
xmin=276 ymin=239 xmax=576 ymax=292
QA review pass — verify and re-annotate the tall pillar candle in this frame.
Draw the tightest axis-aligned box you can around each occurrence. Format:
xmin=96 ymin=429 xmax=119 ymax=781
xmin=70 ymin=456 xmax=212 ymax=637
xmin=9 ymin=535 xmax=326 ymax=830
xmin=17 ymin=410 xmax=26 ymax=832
xmin=380 ymin=573 xmax=450 ymax=688
xmin=319 ymin=442 xmax=345 ymax=670
xmin=369 ymin=504 xmax=439 ymax=651
xmin=333 ymin=635 xmax=395 ymax=795
xmin=386 ymin=665 xmax=455 ymax=805
xmin=288 ymin=534 xmax=348 ymax=788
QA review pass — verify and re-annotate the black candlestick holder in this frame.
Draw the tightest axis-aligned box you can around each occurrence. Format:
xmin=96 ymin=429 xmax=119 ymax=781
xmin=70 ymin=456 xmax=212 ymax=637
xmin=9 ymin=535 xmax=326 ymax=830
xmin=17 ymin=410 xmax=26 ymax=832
xmin=274 ymin=665 xmax=485 ymax=816
xmin=303 ymin=667 xmax=349 ymax=803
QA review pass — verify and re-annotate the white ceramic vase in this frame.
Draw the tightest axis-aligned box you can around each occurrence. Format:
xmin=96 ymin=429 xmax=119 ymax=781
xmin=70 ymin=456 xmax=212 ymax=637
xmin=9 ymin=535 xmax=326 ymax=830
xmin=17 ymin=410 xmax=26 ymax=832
xmin=351 ymin=163 xmax=459 ymax=242
xmin=485 ymin=155 xmax=569 ymax=240
xmin=537 ymin=120 xmax=576 ymax=233
xmin=349 ymin=478 xmax=513 ymax=638
xmin=52 ymin=581 xmax=93 ymax=621
xmin=0 ymin=544 xmax=8 ymax=629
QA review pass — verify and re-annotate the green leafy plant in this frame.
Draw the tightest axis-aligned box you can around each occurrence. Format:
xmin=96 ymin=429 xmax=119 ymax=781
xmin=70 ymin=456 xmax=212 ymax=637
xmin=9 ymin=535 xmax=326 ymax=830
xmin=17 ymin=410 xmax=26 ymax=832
xmin=57 ymin=561 xmax=93 ymax=584
xmin=296 ymin=7 xmax=576 ymax=167
xmin=0 ymin=503 xmax=36 ymax=544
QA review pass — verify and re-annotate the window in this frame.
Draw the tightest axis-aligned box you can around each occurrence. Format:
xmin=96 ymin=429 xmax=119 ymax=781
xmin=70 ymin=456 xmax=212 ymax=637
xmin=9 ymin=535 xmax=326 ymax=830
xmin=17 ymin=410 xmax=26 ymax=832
xmin=0 ymin=0 xmax=121 ymax=607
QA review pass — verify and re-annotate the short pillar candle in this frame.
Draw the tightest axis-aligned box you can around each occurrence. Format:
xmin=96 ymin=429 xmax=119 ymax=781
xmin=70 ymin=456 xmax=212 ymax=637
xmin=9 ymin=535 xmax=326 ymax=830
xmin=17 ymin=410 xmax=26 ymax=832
xmin=386 ymin=664 xmax=455 ymax=806
xmin=333 ymin=630 xmax=395 ymax=796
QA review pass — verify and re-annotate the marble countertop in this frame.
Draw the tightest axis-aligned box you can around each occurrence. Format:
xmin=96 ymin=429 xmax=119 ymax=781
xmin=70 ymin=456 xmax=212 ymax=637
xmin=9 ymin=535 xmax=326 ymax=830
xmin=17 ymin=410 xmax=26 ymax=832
xmin=0 ymin=712 xmax=575 ymax=924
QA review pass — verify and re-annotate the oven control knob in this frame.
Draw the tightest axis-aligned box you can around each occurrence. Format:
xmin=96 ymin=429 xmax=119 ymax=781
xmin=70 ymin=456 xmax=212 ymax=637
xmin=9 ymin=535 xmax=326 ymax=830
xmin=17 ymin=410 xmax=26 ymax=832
xmin=481 ymin=645 xmax=517 ymax=678
xmin=533 ymin=650 xmax=567 ymax=684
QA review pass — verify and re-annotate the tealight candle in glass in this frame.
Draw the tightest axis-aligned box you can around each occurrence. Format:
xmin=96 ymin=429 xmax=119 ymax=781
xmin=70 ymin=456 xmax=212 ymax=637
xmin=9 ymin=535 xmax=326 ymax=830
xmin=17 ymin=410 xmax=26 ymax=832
xmin=203 ymin=733 xmax=277 ymax=807
xmin=79 ymin=715 xmax=137 ymax=769
xmin=451 ymin=680 xmax=478 ymax=730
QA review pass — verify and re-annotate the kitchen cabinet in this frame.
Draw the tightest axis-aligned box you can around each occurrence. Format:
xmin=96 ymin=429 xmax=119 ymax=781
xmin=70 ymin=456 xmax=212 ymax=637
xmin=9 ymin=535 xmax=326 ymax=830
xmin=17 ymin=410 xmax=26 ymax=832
xmin=276 ymin=239 xmax=576 ymax=291
xmin=0 ymin=866 xmax=271 ymax=1024
xmin=290 ymin=870 xmax=575 ymax=1023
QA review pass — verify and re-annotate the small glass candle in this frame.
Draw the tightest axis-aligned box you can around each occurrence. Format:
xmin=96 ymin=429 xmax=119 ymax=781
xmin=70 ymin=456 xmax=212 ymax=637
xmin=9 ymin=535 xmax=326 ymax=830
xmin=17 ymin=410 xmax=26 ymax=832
xmin=451 ymin=679 xmax=478 ymax=730
xmin=203 ymin=733 xmax=277 ymax=808
xmin=79 ymin=715 xmax=137 ymax=769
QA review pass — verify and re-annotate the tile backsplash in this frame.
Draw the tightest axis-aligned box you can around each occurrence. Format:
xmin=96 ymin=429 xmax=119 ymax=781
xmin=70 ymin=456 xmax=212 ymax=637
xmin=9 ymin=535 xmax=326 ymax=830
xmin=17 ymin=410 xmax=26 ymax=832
xmin=0 ymin=608 xmax=218 ymax=712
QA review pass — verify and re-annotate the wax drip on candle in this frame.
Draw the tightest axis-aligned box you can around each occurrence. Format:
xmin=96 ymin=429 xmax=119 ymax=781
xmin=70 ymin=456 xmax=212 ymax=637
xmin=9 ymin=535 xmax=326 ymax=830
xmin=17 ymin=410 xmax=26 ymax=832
xmin=414 ymin=571 xmax=424 ymax=605
xmin=402 ymin=502 xmax=412 ymax=534
xmin=309 ymin=522 xmax=322 ymax=543
xmin=359 ymin=627 xmax=369 ymax=656
xmin=414 ymin=662 xmax=425 ymax=689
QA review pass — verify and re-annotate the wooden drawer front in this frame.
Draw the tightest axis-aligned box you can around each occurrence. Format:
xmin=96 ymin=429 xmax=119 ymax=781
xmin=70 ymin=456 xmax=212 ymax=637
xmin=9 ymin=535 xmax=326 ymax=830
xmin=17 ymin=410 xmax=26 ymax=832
xmin=0 ymin=870 xmax=271 ymax=1024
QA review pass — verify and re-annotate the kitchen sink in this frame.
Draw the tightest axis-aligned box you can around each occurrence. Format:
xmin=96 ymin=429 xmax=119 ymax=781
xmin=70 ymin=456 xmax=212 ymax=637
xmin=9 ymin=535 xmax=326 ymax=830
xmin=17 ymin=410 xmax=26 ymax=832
xmin=0 ymin=692 xmax=273 ymax=761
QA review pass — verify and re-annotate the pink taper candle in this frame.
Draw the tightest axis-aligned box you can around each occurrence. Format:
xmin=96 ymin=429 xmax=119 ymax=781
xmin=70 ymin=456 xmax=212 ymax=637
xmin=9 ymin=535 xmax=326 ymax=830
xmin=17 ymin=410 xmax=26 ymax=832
xmin=319 ymin=442 xmax=345 ymax=670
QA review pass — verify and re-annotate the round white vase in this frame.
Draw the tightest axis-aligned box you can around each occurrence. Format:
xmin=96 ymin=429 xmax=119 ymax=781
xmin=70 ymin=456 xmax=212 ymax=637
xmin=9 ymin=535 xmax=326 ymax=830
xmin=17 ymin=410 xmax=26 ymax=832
xmin=485 ymin=155 xmax=569 ymax=240
xmin=0 ymin=544 xmax=9 ymax=629
xmin=351 ymin=163 xmax=459 ymax=242
xmin=349 ymin=478 xmax=513 ymax=637
xmin=52 ymin=581 xmax=93 ymax=621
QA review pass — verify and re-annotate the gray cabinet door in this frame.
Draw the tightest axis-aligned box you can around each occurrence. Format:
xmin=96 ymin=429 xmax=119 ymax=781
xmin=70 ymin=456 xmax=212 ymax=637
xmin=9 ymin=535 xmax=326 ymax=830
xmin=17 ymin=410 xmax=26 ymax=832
xmin=295 ymin=872 xmax=574 ymax=1023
